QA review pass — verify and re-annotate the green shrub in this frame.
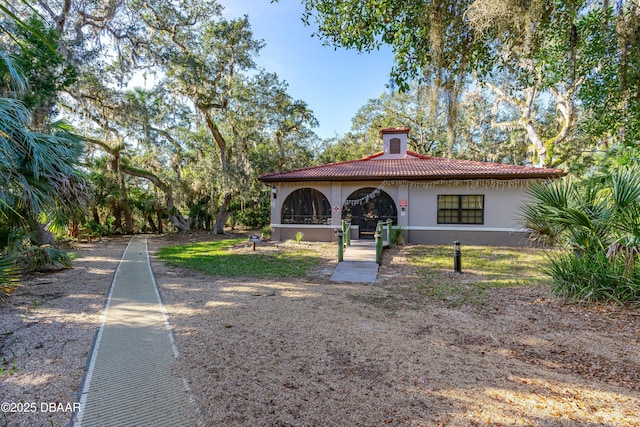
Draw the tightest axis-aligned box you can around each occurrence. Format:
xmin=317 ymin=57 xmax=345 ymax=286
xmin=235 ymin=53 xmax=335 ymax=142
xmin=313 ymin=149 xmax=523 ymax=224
xmin=261 ymin=225 xmax=271 ymax=240
xmin=232 ymin=196 xmax=271 ymax=229
xmin=295 ymin=231 xmax=304 ymax=243
xmin=391 ymin=226 xmax=404 ymax=245
xmin=544 ymin=250 xmax=640 ymax=303
xmin=522 ymin=166 xmax=640 ymax=304
xmin=20 ymin=245 xmax=72 ymax=272
xmin=86 ymin=220 xmax=107 ymax=235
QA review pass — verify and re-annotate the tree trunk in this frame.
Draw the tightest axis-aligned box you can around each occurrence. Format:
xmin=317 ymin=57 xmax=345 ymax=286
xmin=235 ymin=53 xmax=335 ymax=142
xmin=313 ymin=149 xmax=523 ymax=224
xmin=119 ymin=164 xmax=190 ymax=232
xmin=119 ymin=186 xmax=134 ymax=234
xmin=166 ymin=192 xmax=190 ymax=232
xmin=213 ymin=192 xmax=233 ymax=234
xmin=112 ymin=200 xmax=122 ymax=231
xmin=169 ymin=210 xmax=190 ymax=232
xmin=123 ymin=206 xmax=134 ymax=233
xmin=445 ymin=80 xmax=462 ymax=158
xmin=446 ymin=101 xmax=457 ymax=157
xmin=113 ymin=152 xmax=134 ymax=233
xmin=32 ymin=223 xmax=55 ymax=246
xmin=83 ymin=137 xmax=134 ymax=232
xmin=522 ymin=118 xmax=548 ymax=167
xmin=146 ymin=214 xmax=158 ymax=233
xmin=156 ymin=208 xmax=164 ymax=234
xmin=429 ymin=74 xmax=441 ymax=146
xmin=70 ymin=222 xmax=80 ymax=239
xmin=92 ymin=206 xmax=100 ymax=224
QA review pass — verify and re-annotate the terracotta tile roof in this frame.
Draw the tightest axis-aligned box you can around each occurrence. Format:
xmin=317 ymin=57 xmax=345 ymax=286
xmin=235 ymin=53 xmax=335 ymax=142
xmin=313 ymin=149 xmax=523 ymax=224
xmin=259 ymin=151 xmax=565 ymax=183
xmin=379 ymin=127 xmax=411 ymax=136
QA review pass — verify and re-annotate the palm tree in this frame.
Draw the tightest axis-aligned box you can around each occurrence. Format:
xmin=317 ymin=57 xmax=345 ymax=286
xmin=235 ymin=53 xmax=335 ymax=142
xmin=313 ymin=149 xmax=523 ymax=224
xmin=521 ymin=178 xmax=610 ymax=252
xmin=0 ymin=95 xmax=86 ymax=238
xmin=0 ymin=51 xmax=85 ymax=289
xmin=606 ymin=167 xmax=640 ymax=276
xmin=522 ymin=167 xmax=640 ymax=302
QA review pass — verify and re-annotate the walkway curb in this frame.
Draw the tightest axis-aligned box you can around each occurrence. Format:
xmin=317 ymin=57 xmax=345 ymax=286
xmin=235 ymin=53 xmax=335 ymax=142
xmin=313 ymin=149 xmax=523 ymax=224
xmin=71 ymin=236 xmax=193 ymax=427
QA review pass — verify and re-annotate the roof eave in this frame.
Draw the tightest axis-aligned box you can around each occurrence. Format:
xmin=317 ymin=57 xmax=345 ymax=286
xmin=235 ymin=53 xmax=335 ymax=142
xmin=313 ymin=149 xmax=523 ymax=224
xmin=259 ymin=172 xmax=566 ymax=183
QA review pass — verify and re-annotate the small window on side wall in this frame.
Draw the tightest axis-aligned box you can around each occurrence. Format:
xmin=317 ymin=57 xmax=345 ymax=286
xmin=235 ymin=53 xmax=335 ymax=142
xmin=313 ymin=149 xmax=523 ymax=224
xmin=437 ymin=195 xmax=484 ymax=224
xmin=389 ymin=138 xmax=401 ymax=154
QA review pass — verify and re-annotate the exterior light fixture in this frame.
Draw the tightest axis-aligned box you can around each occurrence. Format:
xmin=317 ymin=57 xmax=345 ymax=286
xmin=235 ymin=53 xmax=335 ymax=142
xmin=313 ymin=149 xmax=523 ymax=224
xmin=453 ymin=240 xmax=461 ymax=274
xmin=271 ymin=185 xmax=277 ymax=199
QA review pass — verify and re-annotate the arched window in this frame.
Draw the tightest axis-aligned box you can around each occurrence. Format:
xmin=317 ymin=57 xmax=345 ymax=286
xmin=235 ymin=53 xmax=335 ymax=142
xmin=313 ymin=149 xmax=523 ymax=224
xmin=281 ymin=188 xmax=331 ymax=224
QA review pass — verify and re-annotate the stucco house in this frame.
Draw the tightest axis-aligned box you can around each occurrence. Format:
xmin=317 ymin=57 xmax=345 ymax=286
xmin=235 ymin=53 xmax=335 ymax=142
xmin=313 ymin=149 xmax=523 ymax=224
xmin=259 ymin=127 xmax=565 ymax=246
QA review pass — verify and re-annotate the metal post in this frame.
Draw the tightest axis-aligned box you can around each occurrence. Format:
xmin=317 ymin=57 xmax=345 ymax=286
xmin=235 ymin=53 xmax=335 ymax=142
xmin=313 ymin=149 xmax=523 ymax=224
xmin=337 ymin=231 xmax=344 ymax=262
xmin=375 ymin=221 xmax=383 ymax=264
xmin=346 ymin=221 xmax=351 ymax=246
xmin=342 ymin=220 xmax=351 ymax=247
xmin=453 ymin=240 xmax=461 ymax=274
xmin=341 ymin=220 xmax=346 ymax=246
xmin=386 ymin=219 xmax=393 ymax=249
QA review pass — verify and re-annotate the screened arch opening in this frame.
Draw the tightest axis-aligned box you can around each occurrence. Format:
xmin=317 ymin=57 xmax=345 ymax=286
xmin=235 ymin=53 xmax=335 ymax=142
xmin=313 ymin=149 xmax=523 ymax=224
xmin=342 ymin=187 xmax=397 ymax=238
xmin=281 ymin=188 xmax=331 ymax=224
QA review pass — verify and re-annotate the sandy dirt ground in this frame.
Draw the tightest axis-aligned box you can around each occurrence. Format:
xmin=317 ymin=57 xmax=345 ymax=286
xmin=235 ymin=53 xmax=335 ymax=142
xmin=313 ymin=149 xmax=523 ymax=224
xmin=1 ymin=232 xmax=639 ymax=427
xmin=1 ymin=236 xmax=129 ymax=427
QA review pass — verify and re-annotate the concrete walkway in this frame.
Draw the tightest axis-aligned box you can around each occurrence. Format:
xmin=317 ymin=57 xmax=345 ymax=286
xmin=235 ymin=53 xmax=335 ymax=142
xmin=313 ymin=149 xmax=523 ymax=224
xmin=330 ymin=240 xmax=379 ymax=283
xmin=71 ymin=235 xmax=193 ymax=427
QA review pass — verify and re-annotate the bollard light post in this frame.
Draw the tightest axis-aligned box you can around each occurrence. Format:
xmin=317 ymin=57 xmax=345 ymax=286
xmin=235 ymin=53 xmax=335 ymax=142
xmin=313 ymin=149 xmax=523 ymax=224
xmin=453 ymin=240 xmax=461 ymax=274
xmin=337 ymin=230 xmax=344 ymax=262
xmin=375 ymin=221 xmax=383 ymax=265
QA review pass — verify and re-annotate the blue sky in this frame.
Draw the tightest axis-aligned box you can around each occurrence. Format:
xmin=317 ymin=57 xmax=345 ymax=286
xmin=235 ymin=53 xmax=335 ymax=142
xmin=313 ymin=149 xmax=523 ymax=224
xmin=219 ymin=0 xmax=395 ymax=140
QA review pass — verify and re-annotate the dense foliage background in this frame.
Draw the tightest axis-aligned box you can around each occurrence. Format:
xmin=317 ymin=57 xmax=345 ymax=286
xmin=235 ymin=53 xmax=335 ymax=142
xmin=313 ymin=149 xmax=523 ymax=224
xmin=1 ymin=0 xmax=639 ymax=301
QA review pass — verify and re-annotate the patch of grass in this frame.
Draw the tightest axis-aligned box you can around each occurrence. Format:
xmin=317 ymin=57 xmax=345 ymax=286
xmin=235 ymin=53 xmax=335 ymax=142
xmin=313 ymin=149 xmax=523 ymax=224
xmin=0 ymin=348 xmax=20 ymax=377
xmin=157 ymin=238 xmax=322 ymax=278
xmin=370 ymin=245 xmax=555 ymax=310
xmin=408 ymin=245 xmax=551 ymax=287
xmin=409 ymin=246 xmax=548 ymax=307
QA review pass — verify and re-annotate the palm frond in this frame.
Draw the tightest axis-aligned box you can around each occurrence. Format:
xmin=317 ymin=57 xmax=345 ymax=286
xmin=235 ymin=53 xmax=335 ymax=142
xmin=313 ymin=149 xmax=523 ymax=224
xmin=0 ymin=254 xmax=19 ymax=301
xmin=610 ymin=166 xmax=640 ymax=209
xmin=527 ymin=179 xmax=573 ymax=210
xmin=0 ymin=50 xmax=26 ymax=93
xmin=0 ymin=2 xmax=56 ymax=53
xmin=19 ymin=245 xmax=71 ymax=272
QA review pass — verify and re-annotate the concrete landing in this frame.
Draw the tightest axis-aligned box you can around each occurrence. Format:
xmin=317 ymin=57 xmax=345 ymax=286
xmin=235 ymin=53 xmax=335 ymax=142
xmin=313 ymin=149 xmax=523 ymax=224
xmin=72 ymin=235 xmax=193 ymax=427
xmin=330 ymin=240 xmax=379 ymax=283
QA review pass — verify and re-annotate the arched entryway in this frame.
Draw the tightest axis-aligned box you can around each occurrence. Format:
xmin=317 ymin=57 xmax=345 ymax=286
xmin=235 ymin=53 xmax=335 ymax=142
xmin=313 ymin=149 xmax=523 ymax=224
xmin=342 ymin=188 xmax=397 ymax=239
xmin=281 ymin=188 xmax=332 ymax=224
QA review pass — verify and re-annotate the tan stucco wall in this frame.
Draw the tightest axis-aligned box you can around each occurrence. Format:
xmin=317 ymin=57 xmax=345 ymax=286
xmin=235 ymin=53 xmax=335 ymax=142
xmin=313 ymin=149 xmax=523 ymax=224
xmin=276 ymin=225 xmax=336 ymax=242
xmin=408 ymin=230 xmax=529 ymax=246
xmin=269 ymin=180 xmax=533 ymax=245
xmin=405 ymin=184 xmax=527 ymax=229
